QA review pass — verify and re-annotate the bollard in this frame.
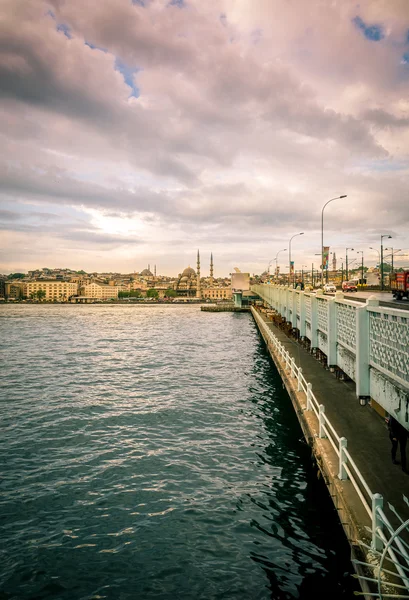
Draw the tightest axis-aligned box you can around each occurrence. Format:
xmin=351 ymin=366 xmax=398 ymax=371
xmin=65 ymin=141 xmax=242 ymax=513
xmin=306 ymin=383 xmax=313 ymax=411
xmin=371 ymin=493 xmax=384 ymax=552
xmin=297 ymin=368 xmax=303 ymax=391
xmin=319 ymin=404 xmax=326 ymax=438
xmin=338 ymin=437 xmax=348 ymax=480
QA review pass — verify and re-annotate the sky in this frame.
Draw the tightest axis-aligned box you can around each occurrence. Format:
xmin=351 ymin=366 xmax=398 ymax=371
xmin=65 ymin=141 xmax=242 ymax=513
xmin=1 ymin=0 xmax=409 ymax=276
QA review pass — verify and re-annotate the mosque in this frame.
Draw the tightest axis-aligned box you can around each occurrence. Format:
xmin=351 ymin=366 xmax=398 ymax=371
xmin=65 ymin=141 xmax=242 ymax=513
xmin=174 ymin=251 xmax=214 ymax=297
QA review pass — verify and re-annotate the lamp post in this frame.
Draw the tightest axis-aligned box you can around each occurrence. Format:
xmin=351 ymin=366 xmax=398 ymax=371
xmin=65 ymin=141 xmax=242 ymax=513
xmin=385 ymin=247 xmax=401 ymax=274
xmin=369 ymin=247 xmax=380 ymax=264
xmin=274 ymin=248 xmax=287 ymax=281
xmin=380 ymin=235 xmax=392 ymax=290
xmin=321 ymin=195 xmax=347 ymax=286
xmin=345 ymin=248 xmax=354 ymax=282
xmin=289 ymin=233 xmax=304 ymax=287
xmin=301 ymin=265 xmax=308 ymax=285
xmin=356 ymin=251 xmax=364 ymax=285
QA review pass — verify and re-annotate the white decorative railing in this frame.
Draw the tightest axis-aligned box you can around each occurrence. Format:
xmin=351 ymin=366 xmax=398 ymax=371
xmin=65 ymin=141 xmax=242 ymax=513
xmin=251 ymin=284 xmax=409 ymax=424
xmin=251 ymin=307 xmax=409 ymax=595
xmin=369 ymin=307 xmax=409 ymax=385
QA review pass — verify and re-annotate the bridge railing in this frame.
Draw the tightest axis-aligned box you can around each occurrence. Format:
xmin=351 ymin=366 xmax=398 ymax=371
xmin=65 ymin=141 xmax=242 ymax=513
xmin=251 ymin=307 xmax=409 ymax=589
xmin=251 ymin=284 xmax=409 ymax=426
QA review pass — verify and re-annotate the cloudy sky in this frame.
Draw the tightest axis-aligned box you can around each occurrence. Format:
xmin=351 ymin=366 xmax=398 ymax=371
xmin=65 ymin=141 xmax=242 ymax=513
xmin=1 ymin=0 xmax=409 ymax=276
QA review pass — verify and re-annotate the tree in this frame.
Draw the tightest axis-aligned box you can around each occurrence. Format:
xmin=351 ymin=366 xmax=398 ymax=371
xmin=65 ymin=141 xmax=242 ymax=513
xmin=9 ymin=273 xmax=26 ymax=279
xmin=165 ymin=289 xmax=177 ymax=298
xmin=29 ymin=292 xmax=36 ymax=300
xmin=36 ymin=289 xmax=46 ymax=301
xmin=146 ymin=289 xmax=159 ymax=299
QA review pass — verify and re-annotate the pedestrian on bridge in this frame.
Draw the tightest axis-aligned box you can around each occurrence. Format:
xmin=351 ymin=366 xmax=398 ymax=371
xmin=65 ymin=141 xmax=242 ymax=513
xmin=388 ymin=416 xmax=408 ymax=474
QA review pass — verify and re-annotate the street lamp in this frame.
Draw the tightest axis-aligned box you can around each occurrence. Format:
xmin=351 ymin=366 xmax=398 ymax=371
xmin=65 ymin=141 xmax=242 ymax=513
xmin=369 ymin=247 xmax=380 ymax=265
xmin=321 ymin=195 xmax=347 ymax=285
xmin=356 ymin=250 xmax=364 ymax=286
xmin=385 ymin=247 xmax=401 ymax=274
xmin=345 ymin=248 xmax=354 ymax=282
xmin=380 ymin=235 xmax=392 ymax=290
xmin=274 ymin=248 xmax=287 ymax=280
xmin=289 ymin=233 xmax=304 ymax=287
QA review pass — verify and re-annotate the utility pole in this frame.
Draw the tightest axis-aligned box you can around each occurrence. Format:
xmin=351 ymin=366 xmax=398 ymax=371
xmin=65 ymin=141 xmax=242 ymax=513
xmin=380 ymin=235 xmax=392 ymax=290
xmin=346 ymin=248 xmax=354 ymax=282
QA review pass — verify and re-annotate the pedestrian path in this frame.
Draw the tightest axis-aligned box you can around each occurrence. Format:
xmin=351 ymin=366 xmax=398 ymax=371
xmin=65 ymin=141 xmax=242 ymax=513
xmin=256 ymin=310 xmax=409 ymax=521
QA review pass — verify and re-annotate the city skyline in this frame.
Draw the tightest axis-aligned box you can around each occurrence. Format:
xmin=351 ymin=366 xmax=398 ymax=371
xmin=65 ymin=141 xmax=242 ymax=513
xmin=1 ymin=1 xmax=409 ymax=273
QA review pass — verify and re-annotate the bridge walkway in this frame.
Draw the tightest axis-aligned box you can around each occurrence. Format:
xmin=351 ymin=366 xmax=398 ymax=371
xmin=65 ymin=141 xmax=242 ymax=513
xmin=255 ymin=310 xmax=409 ymax=521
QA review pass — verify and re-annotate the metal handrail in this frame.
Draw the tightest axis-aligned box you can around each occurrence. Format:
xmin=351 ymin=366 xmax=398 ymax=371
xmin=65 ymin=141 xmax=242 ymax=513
xmin=343 ymin=447 xmax=373 ymax=501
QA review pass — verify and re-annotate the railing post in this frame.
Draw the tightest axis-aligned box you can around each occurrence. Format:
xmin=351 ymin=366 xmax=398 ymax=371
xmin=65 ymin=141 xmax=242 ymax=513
xmin=299 ymin=291 xmax=306 ymax=338
xmin=371 ymin=493 xmax=384 ymax=552
xmin=327 ymin=297 xmax=337 ymax=367
xmin=338 ymin=437 xmax=348 ymax=480
xmin=297 ymin=367 xmax=303 ymax=391
xmin=310 ymin=293 xmax=318 ymax=350
xmin=318 ymin=404 xmax=326 ymax=438
xmin=291 ymin=357 xmax=296 ymax=378
xmin=355 ymin=299 xmax=377 ymax=399
xmin=306 ymin=383 xmax=312 ymax=410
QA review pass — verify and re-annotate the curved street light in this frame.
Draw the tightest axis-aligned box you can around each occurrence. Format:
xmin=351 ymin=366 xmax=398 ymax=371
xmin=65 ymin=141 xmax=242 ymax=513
xmin=289 ymin=233 xmax=304 ymax=287
xmin=321 ymin=195 xmax=347 ymax=284
xmin=369 ymin=247 xmax=380 ymax=264
xmin=274 ymin=248 xmax=287 ymax=280
xmin=346 ymin=247 xmax=354 ymax=281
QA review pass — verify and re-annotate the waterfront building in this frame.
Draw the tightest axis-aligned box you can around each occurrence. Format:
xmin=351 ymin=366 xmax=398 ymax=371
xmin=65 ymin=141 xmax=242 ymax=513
xmin=201 ymin=288 xmax=232 ymax=301
xmin=80 ymin=283 xmax=119 ymax=300
xmin=25 ymin=280 xmax=77 ymax=301
xmin=5 ymin=281 xmax=27 ymax=300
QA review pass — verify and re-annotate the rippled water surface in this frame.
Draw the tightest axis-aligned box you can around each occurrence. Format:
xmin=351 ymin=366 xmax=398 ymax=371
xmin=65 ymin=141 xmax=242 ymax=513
xmin=0 ymin=305 xmax=357 ymax=599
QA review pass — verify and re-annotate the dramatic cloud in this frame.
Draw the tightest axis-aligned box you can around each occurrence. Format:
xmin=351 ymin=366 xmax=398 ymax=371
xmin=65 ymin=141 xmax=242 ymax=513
xmin=1 ymin=0 xmax=409 ymax=274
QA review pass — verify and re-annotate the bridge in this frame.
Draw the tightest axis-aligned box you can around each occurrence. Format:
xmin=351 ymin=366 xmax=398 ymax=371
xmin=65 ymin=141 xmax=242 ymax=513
xmin=250 ymin=284 xmax=409 ymax=598
xmin=252 ymin=285 xmax=409 ymax=418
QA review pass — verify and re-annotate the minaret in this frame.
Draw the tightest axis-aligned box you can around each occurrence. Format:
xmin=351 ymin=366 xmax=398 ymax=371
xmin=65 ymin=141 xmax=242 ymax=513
xmin=210 ymin=252 xmax=214 ymax=285
xmin=154 ymin=264 xmax=157 ymax=277
xmin=332 ymin=252 xmax=337 ymax=273
xmin=196 ymin=249 xmax=201 ymax=298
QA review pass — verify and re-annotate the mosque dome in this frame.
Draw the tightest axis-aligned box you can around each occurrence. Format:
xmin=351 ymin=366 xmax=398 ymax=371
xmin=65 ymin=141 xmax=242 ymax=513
xmin=181 ymin=266 xmax=196 ymax=277
xmin=140 ymin=268 xmax=153 ymax=276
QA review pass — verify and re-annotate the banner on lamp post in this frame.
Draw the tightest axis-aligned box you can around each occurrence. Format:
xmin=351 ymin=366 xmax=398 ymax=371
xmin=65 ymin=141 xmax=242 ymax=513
xmin=290 ymin=261 xmax=294 ymax=274
xmin=323 ymin=246 xmax=330 ymax=269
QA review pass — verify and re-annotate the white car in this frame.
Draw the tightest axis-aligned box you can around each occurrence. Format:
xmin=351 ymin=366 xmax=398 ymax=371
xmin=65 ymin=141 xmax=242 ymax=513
xmin=323 ymin=284 xmax=336 ymax=293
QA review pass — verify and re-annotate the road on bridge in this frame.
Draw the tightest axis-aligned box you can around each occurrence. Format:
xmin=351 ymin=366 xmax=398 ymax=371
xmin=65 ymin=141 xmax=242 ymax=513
xmin=324 ymin=290 xmax=409 ymax=310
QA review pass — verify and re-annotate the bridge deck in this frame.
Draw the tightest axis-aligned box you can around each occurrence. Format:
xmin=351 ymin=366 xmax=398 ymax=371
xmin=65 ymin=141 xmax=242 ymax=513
xmin=256 ymin=310 xmax=409 ymax=521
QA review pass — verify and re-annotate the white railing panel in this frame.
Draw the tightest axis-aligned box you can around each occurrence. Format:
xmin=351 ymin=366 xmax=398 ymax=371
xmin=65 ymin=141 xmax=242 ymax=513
xmin=317 ymin=296 xmax=329 ymax=332
xmin=369 ymin=310 xmax=409 ymax=385
xmin=336 ymin=302 xmax=357 ymax=353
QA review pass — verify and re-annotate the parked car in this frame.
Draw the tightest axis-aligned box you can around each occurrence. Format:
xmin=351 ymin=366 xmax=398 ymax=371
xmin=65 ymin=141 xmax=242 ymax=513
xmin=323 ymin=284 xmax=336 ymax=293
xmin=342 ymin=281 xmax=357 ymax=292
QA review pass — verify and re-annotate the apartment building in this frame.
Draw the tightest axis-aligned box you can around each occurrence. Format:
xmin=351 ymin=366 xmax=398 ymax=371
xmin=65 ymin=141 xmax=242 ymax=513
xmin=25 ymin=280 xmax=78 ymax=300
xmin=80 ymin=283 xmax=119 ymax=300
